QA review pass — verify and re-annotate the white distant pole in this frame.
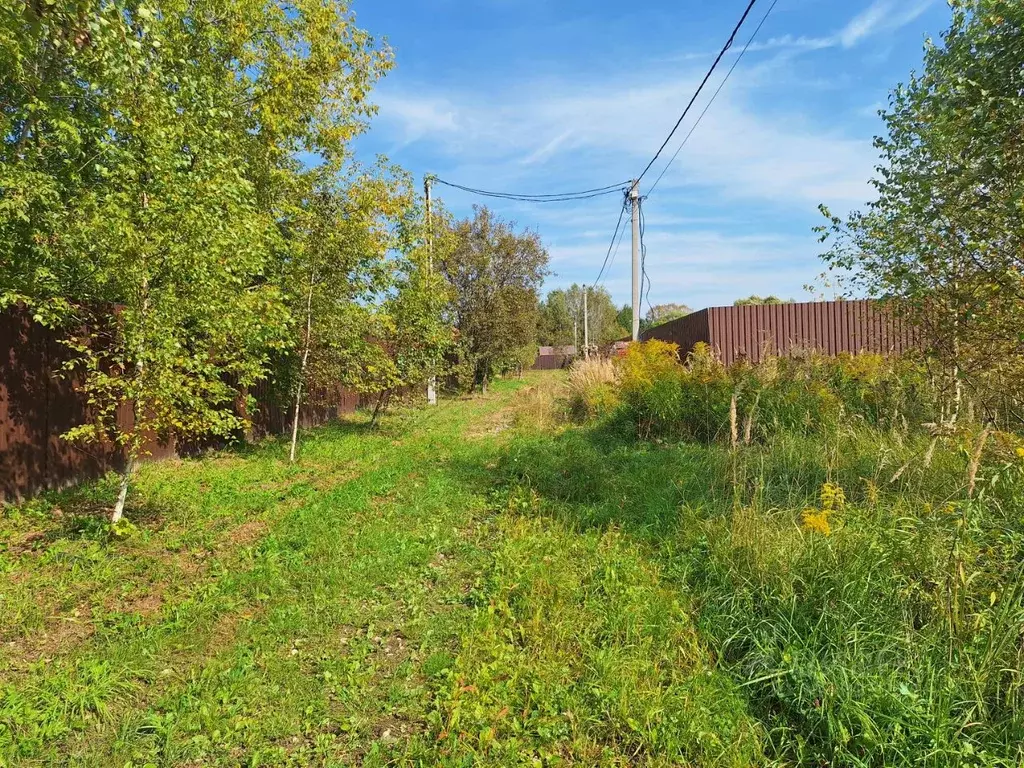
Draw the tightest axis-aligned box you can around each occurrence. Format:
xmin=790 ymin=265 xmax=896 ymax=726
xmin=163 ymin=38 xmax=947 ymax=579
xmin=630 ymin=180 xmax=641 ymax=342
xmin=425 ymin=175 xmax=437 ymax=406
xmin=584 ymin=286 xmax=591 ymax=359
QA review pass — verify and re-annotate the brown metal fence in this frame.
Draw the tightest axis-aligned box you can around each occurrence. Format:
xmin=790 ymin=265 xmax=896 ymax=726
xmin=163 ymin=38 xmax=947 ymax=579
xmin=1 ymin=307 xmax=361 ymax=500
xmin=531 ymin=354 xmax=574 ymax=370
xmin=642 ymin=300 xmax=914 ymax=366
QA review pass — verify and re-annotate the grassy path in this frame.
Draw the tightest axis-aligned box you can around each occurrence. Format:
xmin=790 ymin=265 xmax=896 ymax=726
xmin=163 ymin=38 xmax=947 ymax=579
xmin=2 ymin=375 xmax=759 ymax=766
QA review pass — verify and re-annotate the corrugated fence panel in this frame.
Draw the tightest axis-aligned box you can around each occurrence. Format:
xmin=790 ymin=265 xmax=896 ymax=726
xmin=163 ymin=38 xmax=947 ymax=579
xmin=532 ymin=354 xmax=573 ymax=370
xmin=1 ymin=307 xmax=362 ymax=500
xmin=642 ymin=300 xmax=914 ymax=366
xmin=642 ymin=309 xmax=711 ymax=358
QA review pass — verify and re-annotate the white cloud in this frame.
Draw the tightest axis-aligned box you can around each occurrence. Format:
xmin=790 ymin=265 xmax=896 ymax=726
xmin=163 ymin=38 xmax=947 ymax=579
xmin=519 ymin=129 xmax=575 ymax=166
xmin=374 ymin=69 xmax=878 ymax=209
xmin=362 ymin=0 xmax=938 ymax=307
xmin=732 ymin=34 xmax=835 ymax=54
xmin=373 ymin=93 xmax=460 ymax=147
xmin=667 ymin=0 xmax=935 ymax=63
xmin=838 ymin=0 xmax=933 ymax=48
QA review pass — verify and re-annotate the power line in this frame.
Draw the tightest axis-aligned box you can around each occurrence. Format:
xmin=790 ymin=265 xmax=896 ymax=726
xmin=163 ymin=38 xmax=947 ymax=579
xmin=432 ymin=177 xmax=630 ymax=203
xmin=647 ymin=0 xmax=779 ymax=196
xmin=600 ymin=204 xmax=630 ymax=290
xmin=635 ymin=0 xmax=760 ymax=186
xmin=594 ymin=191 xmax=630 ymax=287
xmin=636 ymin=0 xmax=775 ymax=321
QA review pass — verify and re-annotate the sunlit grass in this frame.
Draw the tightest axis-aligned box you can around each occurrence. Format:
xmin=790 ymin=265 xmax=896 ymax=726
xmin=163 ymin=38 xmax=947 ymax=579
xmin=3 ymin=368 xmax=1022 ymax=766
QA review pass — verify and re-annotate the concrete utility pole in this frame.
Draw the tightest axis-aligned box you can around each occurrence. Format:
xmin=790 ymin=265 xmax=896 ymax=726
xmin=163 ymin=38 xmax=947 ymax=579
xmin=629 ymin=179 xmax=641 ymax=342
xmin=425 ymin=174 xmax=433 ymax=270
xmin=425 ymin=175 xmax=437 ymax=406
xmin=583 ymin=285 xmax=590 ymax=359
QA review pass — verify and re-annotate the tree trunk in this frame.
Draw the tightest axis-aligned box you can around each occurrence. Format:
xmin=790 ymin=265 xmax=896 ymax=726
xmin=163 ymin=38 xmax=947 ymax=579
xmin=289 ymin=271 xmax=316 ymax=463
xmin=967 ymin=421 xmax=994 ymax=498
xmin=289 ymin=377 xmax=304 ymax=462
xmin=112 ymin=455 xmax=136 ymax=523
xmin=371 ymin=388 xmax=392 ymax=427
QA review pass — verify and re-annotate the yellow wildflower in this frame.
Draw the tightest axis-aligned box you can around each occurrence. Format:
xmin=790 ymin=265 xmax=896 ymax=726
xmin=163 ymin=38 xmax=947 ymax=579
xmin=864 ymin=479 xmax=879 ymax=506
xmin=1016 ymin=447 xmax=1024 ymax=460
xmin=802 ymin=508 xmax=832 ymax=536
xmin=821 ymin=482 xmax=846 ymax=512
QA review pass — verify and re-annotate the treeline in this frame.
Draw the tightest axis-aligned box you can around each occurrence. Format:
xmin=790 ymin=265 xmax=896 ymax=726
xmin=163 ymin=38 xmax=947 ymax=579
xmin=0 ymin=1 xmax=546 ymax=520
xmin=537 ymin=292 xmax=795 ymax=348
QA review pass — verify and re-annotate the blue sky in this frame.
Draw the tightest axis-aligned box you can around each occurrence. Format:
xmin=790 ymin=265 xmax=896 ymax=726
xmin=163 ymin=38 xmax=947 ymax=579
xmin=352 ymin=0 xmax=951 ymax=311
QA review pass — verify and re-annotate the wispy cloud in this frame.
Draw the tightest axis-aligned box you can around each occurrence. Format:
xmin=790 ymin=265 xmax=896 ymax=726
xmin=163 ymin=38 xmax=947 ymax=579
xmin=374 ymin=71 xmax=877 ymax=208
xmin=838 ymin=0 xmax=934 ymax=48
xmin=373 ymin=93 xmax=460 ymax=148
xmin=519 ymin=129 xmax=575 ymax=166
xmin=361 ymin=0 xmax=940 ymax=307
xmin=668 ymin=0 xmax=935 ymax=62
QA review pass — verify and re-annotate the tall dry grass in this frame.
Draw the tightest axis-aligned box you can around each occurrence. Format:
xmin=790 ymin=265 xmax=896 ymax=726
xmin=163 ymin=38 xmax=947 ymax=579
xmin=565 ymin=356 xmax=618 ymax=421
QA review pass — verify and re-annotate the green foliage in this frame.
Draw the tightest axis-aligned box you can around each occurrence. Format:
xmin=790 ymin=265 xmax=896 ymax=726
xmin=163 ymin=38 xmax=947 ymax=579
xmin=500 ymin=376 xmax=1024 ymax=767
xmin=430 ymin=513 xmax=762 ymax=766
xmin=645 ymin=302 xmax=692 ymax=326
xmin=818 ymin=0 xmax=1024 ymax=409
xmin=616 ymin=341 xmax=942 ymax=444
xmin=281 ymin=165 xmax=422 ymax=416
xmin=437 ymin=206 xmax=549 ymax=390
xmin=4 ymin=373 xmax=1024 ymax=765
xmin=383 ymin=245 xmax=455 ymax=392
xmin=565 ymin=357 xmax=619 ymax=421
xmin=0 ymin=0 xmax=396 ymax=501
xmin=0 ymin=382 xmax=528 ymax=765
xmin=538 ymin=284 xmax=624 ymax=347
xmin=733 ymin=295 xmax=794 ymax=306
xmin=618 ymin=341 xmax=731 ymax=442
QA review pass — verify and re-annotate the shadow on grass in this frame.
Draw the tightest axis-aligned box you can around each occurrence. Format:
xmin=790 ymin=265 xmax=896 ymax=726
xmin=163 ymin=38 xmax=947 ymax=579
xmin=448 ymin=415 xmax=737 ymax=542
xmin=4 ymin=479 xmax=177 ymax=550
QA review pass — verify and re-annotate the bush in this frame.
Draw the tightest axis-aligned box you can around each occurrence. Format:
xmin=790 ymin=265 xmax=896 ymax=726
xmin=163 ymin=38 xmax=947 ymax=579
xmin=611 ymin=342 xmax=944 ymax=446
xmin=617 ymin=341 xmax=732 ymax=441
xmin=531 ymin=340 xmax=1024 ymax=765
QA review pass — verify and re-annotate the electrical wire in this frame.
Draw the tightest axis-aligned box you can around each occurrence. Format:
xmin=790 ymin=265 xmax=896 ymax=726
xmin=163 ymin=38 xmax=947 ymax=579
xmin=431 ymin=0 xmax=774 ymax=315
xmin=593 ymin=190 xmax=630 ymax=287
xmin=647 ymin=0 xmax=779 ymax=196
xmin=635 ymin=0 xmax=760 ymax=186
xmin=600 ymin=204 xmax=630 ymax=290
xmin=433 ymin=177 xmax=630 ymax=203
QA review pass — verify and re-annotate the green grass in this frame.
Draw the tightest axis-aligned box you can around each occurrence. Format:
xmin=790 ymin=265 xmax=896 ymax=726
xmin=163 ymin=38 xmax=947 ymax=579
xmin=3 ymin=372 xmax=1022 ymax=766
xmin=496 ymin=406 xmax=1024 ymax=767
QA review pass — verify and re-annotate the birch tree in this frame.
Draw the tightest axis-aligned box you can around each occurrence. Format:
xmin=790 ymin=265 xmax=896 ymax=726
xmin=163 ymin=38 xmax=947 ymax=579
xmin=1 ymin=0 xmax=392 ymax=520
xmin=283 ymin=167 xmax=414 ymax=459
xmin=818 ymin=0 xmax=1024 ymax=422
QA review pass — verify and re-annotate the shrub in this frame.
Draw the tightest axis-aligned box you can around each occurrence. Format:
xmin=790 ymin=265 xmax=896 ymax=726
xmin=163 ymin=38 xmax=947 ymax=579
xmin=616 ymin=341 xmax=733 ymax=441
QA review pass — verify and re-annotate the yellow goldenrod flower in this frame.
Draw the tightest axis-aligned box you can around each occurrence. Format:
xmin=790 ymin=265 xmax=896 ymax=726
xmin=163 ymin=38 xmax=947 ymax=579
xmin=802 ymin=508 xmax=832 ymax=536
xmin=864 ymin=480 xmax=880 ymax=506
xmin=821 ymin=483 xmax=846 ymax=512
